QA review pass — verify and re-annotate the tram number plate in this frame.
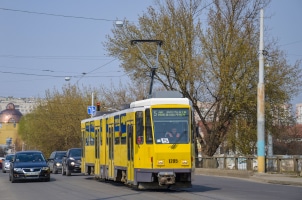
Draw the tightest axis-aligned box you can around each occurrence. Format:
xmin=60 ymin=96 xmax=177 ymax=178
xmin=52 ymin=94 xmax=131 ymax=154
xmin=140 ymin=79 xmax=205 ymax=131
xmin=169 ymin=159 xmax=178 ymax=163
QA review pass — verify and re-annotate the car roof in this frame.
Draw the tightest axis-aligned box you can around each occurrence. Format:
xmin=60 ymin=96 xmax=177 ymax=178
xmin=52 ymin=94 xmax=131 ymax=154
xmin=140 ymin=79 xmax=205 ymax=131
xmin=69 ymin=148 xmax=82 ymax=151
xmin=15 ymin=150 xmax=43 ymax=154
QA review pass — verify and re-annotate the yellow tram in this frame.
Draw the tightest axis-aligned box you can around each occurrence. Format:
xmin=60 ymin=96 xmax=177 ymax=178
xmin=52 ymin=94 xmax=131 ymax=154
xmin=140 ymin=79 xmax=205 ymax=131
xmin=81 ymin=97 xmax=195 ymax=189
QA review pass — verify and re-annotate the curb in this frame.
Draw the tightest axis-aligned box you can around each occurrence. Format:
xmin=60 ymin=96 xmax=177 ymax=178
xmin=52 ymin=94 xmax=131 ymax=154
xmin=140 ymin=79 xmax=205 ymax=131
xmin=194 ymin=168 xmax=253 ymax=178
xmin=194 ymin=168 xmax=302 ymax=187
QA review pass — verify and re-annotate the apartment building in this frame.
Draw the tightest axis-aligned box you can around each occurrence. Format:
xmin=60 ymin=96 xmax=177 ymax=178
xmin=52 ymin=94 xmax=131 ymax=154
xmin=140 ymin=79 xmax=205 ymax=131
xmin=0 ymin=96 xmax=37 ymax=115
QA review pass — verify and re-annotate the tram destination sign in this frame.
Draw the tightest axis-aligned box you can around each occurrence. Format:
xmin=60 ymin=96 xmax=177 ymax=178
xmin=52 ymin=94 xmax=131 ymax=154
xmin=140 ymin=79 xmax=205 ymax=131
xmin=153 ymin=109 xmax=188 ymax=117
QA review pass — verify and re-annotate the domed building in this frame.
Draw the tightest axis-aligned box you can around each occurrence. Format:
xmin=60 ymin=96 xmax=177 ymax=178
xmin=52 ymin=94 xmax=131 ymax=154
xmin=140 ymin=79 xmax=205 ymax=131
xmin=0 ymin=103 xmax=23 ymax=123
xmin=0 ymin=103 xmax=23 ymax=151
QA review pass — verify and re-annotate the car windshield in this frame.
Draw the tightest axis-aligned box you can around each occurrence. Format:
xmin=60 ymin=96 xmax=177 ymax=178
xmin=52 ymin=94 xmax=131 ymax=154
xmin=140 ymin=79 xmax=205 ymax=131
xmin=55 ymin=152 xmax=66 ymax=159
xmin=6 ymin=154 xmax=14 ymax=161
xmin=70 ymin=149 xmax=82 ymax=157
xmin=15 ymin=153 xmax=45 ymax=162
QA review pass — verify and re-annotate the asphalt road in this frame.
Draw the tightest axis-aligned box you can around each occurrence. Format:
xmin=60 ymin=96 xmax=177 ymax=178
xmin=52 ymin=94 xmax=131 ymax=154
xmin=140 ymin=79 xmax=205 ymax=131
xmin=0 ymin=172 xmax=301 ymax=200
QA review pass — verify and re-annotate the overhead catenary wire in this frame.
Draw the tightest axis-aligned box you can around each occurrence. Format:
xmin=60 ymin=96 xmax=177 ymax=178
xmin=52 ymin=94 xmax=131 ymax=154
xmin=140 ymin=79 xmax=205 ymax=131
xmin=0 ymin=7 xmax=115 ymax=21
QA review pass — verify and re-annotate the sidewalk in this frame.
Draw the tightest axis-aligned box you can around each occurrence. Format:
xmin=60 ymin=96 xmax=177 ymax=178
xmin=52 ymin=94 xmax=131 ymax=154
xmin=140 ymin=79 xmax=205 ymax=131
xmin=194 ymin=168 xmax=302 ymax=187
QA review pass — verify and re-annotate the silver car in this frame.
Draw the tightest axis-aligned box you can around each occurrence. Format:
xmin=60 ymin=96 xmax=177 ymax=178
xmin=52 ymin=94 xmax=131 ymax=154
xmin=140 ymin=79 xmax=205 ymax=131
xmin=2 ymin=154 xmax=15 ymax=173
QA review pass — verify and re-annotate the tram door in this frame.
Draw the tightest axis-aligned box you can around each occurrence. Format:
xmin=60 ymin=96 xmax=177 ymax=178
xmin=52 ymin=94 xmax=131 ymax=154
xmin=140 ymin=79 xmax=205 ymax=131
xmin=94 ymin=127 xmax=100 ymax=175
xmin=127 ymin=121 xmax=134 ymax=182
xmin=107 ymin=124 xmax=114 ymax=178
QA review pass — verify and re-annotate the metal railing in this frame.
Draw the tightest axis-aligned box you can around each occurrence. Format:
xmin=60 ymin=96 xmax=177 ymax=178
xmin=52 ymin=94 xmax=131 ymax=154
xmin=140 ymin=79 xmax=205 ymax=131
xmin=195 ymin=155 xmax=302 ymax=175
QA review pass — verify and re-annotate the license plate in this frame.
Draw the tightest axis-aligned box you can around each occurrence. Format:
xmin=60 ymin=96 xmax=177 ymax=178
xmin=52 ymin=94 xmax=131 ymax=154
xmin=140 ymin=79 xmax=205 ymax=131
xmin=26 ymin=172 xmax=39 ymax=176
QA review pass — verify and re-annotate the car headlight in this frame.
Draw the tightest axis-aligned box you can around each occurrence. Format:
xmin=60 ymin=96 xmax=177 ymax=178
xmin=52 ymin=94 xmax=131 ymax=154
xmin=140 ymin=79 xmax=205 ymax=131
xmin=70 ymin=161 xmax=75 ymax=166
xmin=14 ymin=168 xmax=23 ymax=172
xmin=55 ymin=162 xmax=61 ymax=167
xmin=42 ymin=167 xmax=50 ymax=170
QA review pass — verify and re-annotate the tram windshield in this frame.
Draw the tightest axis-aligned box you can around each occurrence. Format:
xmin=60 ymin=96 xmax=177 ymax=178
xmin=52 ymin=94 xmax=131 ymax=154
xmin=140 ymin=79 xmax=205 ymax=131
xmin=152 ymin=108 xmax=189 ymax=144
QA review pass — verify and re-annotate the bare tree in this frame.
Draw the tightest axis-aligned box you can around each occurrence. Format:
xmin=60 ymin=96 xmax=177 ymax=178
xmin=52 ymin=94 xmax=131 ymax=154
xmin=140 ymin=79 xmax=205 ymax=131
xmin=98 ymin=81 xmax=147 ymax=110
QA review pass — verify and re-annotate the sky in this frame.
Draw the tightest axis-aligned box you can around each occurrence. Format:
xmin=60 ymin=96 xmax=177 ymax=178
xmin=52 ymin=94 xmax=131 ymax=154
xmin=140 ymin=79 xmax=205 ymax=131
xmin=0 ymin=0 xmax=302 ymax=105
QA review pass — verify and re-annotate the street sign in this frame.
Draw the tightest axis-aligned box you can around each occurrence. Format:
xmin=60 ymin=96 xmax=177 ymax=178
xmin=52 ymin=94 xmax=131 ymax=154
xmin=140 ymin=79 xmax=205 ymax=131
xmin=87 ymin=106 xmax=96 ymax=115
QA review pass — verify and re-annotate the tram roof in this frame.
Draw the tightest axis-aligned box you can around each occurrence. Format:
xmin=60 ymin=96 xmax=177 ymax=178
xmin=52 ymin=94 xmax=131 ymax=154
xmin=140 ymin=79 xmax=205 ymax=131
xmin=130 ymin=97 xmax=191 ymax=108
xmin=81 ymin=98 xmax=191 ymax=123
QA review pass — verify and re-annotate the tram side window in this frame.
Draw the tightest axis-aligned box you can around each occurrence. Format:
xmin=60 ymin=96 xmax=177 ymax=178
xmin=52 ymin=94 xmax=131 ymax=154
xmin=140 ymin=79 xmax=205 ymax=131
xmin=120 ymin=114 xmax=127 ymax=144
xmin=145 ymin=109 xmax=153 ymax=144
xmin=90 ymin=134 xmax=95 ymax=145
xmin=114 ymin=115 xmax=120 ymax=145
xmin=135 ymin=111 xmax=144 ymax=144
xmin=85 ymin=132 xmax=91 ymax=146
xmin=100 ymin=125 xmax=102 ymax=146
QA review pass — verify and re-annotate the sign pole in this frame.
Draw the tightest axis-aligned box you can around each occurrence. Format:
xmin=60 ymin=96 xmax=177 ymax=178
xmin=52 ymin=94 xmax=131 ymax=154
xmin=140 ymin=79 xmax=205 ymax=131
xmin=91 ymin=92 xmax=94 ymax=118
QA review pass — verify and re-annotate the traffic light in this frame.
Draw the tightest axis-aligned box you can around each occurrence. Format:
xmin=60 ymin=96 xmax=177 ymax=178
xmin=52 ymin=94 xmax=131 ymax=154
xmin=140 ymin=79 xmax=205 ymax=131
xmin=96 ymin=102 xmax=101 ymax=111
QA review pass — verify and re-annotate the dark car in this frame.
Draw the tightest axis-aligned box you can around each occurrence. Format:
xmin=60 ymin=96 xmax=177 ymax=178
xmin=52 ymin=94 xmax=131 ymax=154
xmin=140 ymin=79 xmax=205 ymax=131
xmin=62 ymin=148 xmax=82 ymax=176
xmin=9 ymin=150 xmax=50 ymax=183
xmin=47 ymin=151 xmax=66 ymax=174
xmin=2 ymin=153 xmax=14 ymax=173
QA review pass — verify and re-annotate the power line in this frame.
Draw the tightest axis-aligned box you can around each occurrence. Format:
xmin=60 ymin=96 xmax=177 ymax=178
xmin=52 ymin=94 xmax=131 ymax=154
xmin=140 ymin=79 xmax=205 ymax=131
xmin=279 ymin=39 xmax=302 ymax=47
xmin=0 ymin=70 xmax=66 ymax=78
xmin=0 ymin=54 xmax=112 ymax=60
xmin=0 ymin=70 xmax=124 ymax=78
xmin=86 ymin=58 xmax=117 ymax=74
xmin=0 ymin=7 xmax=115 ymax=21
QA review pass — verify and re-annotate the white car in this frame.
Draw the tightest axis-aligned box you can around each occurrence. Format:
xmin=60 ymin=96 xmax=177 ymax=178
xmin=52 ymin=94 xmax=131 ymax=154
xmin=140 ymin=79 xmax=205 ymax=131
xmin=228 ymin=159 xmax=258 ymax=170
xmin=2 ymin=154 xmax=14 ymax=173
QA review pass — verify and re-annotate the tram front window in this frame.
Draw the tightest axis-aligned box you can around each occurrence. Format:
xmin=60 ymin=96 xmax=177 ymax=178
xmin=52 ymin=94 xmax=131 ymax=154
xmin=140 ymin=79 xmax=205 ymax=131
xmin=152 ymin=108 xmax=189 ymax=144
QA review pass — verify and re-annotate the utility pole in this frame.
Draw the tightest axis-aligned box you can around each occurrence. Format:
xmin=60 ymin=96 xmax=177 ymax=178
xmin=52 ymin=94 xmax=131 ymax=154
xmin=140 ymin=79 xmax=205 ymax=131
xmin=257 ymin=9 xmax=265 ymax=173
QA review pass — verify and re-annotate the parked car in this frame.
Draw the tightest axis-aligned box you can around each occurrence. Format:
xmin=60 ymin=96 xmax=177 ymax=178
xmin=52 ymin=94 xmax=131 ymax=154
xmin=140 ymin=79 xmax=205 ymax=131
xmin=62 ymin=148 xmax=82 ymax=176
xmin=9 ymin=150 xmax=50 ymax=183
xmin=47 ymin=151 xmax=66 ymax=174
xmin=228 ymin=158 xmax=258 ymax=170
xmin=2 ymin=153 xmax=14 ymax=173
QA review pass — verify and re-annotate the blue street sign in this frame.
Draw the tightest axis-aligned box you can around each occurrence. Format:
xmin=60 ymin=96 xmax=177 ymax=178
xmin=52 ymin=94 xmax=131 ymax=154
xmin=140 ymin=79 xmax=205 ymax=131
xmin=87 ymin=106 xmax=96 ymax=115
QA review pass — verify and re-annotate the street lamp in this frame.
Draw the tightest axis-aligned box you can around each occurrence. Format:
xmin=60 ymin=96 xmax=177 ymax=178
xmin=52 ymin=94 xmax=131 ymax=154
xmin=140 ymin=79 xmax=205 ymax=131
xmin=115 ymin=20 xmax=123 ymax=28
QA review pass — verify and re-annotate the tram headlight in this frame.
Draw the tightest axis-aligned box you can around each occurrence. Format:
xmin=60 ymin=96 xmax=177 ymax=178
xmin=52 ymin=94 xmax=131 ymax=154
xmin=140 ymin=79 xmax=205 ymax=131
xmin=181 ymin=160 xmax=189 ymax=165
xmin=157 ymin=160 xmax=164 ymax=166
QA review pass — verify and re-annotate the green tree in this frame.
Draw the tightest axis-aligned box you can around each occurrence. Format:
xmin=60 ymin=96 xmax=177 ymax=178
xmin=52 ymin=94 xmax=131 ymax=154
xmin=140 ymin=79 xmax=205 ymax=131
xmin=104 ymin=0 xmax=302 ymax=156
xmin=18 ymin=84 xmax=96 ymax=157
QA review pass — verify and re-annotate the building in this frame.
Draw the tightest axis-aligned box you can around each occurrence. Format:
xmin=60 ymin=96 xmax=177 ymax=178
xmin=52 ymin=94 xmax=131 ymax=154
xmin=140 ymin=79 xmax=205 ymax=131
xmin=0 ymin=96 xmax=37 ymax=115
xmin=0 ymin=102 xmax=23 ymax=151
xmin=0 ymin=97 xmax=38 ymax=152
xmin=296 ymin=103 xmax=302 ymax=124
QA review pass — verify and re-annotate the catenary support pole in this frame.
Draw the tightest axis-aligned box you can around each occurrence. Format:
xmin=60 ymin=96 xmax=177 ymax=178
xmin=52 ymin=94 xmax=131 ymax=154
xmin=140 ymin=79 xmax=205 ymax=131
xmin=257 ymin=9 xmax=265 ymax=173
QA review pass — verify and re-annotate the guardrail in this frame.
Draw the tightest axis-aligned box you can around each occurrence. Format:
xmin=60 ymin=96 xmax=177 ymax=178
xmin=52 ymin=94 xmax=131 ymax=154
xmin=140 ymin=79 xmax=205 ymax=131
xmin=195 ymin=155 xmax=302 ymax=175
